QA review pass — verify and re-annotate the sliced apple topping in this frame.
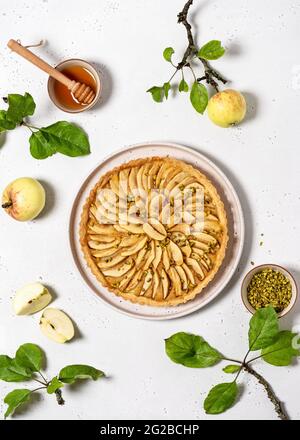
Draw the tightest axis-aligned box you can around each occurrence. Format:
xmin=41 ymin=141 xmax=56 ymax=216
xmin=185 ymin=182 xmax=204 ymax=192
xmin=159 ymin=166 xmax=179 ymax=190
xmin=168 ymin=240 xmax=183 ymax=265
xmin=148 ymin=162 xmax=161 ymax=188
xmin=109 ymin=173 xmax=122 ymax=197
xmin=190 ymin=240 xmax=210 ymax=252
xmin=143 ymin=218 xmax=167 ymax=241
xmin=125 ymin=269 xmax=143 ymax=291
xmin=186 ymin=257 xmax=205 ymax=280
xmin=135 ymin=247 xmax=148 ymax=267
xmin=88 ymin=223 xmax=120 ymax=236
xmin=142 ymin=164 xmax=152 ymax=191
xmin=165 ymin=172 xmax=187 ymax=192
xmin=120 ymin=224 xmax=144 ymax=234
xmin=152 ymin=270 xmax=160 ymax=298
xmin=96 ymin=210 xmax=118 ymax=224
xmin=190 ymin=247 xmax=205 ymax=257
xmin=200 ymin=258 xmax=210 ymax=272
xmin=160 ymin=204 xmax=172 ymax=225
xmin=88 ymin=234 xmax=116 ymax=243
xmin=143 ymin=241 xmax=156 ymax=270
xmin=119 ymin=235 xmax=140 ymax=247
xmin=113 ymin=224 xmax=129 ymax=233
xmin=152 ymin=241 xmax=162 ymax=270
xmin=169 ymin=223 xmax=191 ymax=235
xmin=91 ymin=247 xmax=120 ymax=259
xmin=119 ymin=169 xmax=130 ymax=194
xmin=88 ymin=239 xmax=120 ymax=250
xmin=204 ymin=220 xmax=222 ymax=234
xmin=97 ymin=253 xmax=127 ymax=269
xmin=121 ymin=236 xmax=148 ymax=256
xmin=182 ymin=263 xmax=195 ymax=286
xmin=162 ymin=247 xmax=170 ymax=271
xmin=119 ymin=211 xmax=144 ymax=224
xmin=181 ymin=243 xmax=192 ymax=258
xmin=191 ymin=232 xmax=217 ymax=245
xmin=118 ymin=264 xmax=140 ymax=290
xmin=169 ymin=266 xmax=182 ymax=296
xmin=175 ymin=265 xmax=188 ymax=291
xmin=102 ymin=260 xmax=133 ymax=277
xmin=136 ymin=164 xmax=149 ymax=194
xmin=155 ymin=162 xmax=170 ymax=187
xmin=170 ymin=231 xmax=186 ymax=244
xmin=160 ymin=268 xmax=169 ymax=299
xmin=128 ymin=167 xmax=138 ymax=192
xmin=140 ymin=269 xmax=153 ymax=296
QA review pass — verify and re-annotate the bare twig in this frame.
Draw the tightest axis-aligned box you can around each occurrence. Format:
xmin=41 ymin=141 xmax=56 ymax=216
xmin=243 ymin=364 xmax=289 ymax=420
xmin=55 ymin=389 xmax=65 ymax=406
xmin=177 ymin=0 xmax=196 ymax=68
xmin=176 ymin=0 xmax=227 ymax=91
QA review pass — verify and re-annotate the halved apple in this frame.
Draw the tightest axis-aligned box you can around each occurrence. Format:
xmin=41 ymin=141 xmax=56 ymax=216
xmin=39 ymin=308 xmax=74 ymax=344
xmin=13 ymin=283 xmax=52 ymax=315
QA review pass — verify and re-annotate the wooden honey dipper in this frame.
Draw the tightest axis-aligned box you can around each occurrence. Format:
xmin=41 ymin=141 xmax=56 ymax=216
xmin=7 ymin=39 xmax=95 ymax=105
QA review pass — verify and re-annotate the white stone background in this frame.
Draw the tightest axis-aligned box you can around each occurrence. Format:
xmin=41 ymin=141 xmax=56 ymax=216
xmin=0 ymin=0 xmax=300 ymax=420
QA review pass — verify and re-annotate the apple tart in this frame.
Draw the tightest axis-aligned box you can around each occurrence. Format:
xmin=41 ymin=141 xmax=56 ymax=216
xmin=80 ymin=157 xmax=228 ymax=306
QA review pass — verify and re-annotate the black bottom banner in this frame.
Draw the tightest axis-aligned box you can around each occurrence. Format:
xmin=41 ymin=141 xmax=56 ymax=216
xmin=0 ymin=420 xmax=297 ymax=437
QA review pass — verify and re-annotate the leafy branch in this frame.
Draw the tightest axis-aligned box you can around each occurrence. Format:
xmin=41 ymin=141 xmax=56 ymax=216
xmin=0 ymin=343 xmax=105 ymax=418
xmin=147 ymin=0 xmax=227 ymax=114
xmin=165 ymin=307 xmax=300 ymax=419
xmin=0 ymin=92 xmax=90 ymax=159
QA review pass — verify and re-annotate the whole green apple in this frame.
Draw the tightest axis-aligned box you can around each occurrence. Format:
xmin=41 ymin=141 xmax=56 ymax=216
xmin=207 ymin=89 xmax=246 ymax=128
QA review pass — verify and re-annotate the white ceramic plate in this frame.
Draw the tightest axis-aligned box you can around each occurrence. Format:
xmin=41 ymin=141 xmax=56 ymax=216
xmin=69 ymin=142 xmax=245 ymax=320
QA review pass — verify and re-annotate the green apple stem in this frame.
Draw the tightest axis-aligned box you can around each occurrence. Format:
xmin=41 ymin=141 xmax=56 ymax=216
xmin=2 ymin=201 xmax=13 ymax=209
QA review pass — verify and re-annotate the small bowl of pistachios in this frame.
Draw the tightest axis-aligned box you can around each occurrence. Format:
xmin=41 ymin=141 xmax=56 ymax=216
xmin=241 ymin=264 xmax=298 ymax=317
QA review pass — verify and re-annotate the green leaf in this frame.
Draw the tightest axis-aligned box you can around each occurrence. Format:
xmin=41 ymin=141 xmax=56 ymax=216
xmin=204 ymin=382 xmax=238 ymax=414
xmin=190 ymin=82 xmax=208 ymax=114
xmin=0 ymin=110 xmax=17 ymax=132
xmin=47 ymin=377 xmax=64 ymax=394
xmin=29 ymin=121 xmax=90 ymax=159
xmin=6 ymin=92 xmax=36 ymax=124
xmin=262 ymin=331 xmax=300 ymax=366
xmin=163 ymin=82 xmax=171 ymax=99
xmin=223 ymin=364 xmax=241 ymax=374
xmin=147 ymin=86 xmax=164 ymax=103
xmin=165 ymin=332 xmax=222 ymax=368
xmin=9 ymin=359 xmax=33 ymax=378
xmin=15 ymin=343 xmax=43 ymax=372
xmin=198 ymin=40 xmax=225 ymax=60
xmin=163 ymin=47 xmax=175 ymax=63
xmin=4 ymin=389 xmax=31 ymax=418
xmin=179 ymin=79 xmax=189 ymax=93
xmin=29 ymin=130 xmax=57 ymax=159
xmin=0 ymin=355 xmax=32 ymax=382
xmin=248 ymin=306 xmax=279 ymax=351
xmin=59 ymin=365 xmax=105 ymax=384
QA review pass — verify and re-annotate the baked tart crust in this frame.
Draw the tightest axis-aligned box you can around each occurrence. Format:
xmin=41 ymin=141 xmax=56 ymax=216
xmin=80 ymin=157 xmax=228 ymax=306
